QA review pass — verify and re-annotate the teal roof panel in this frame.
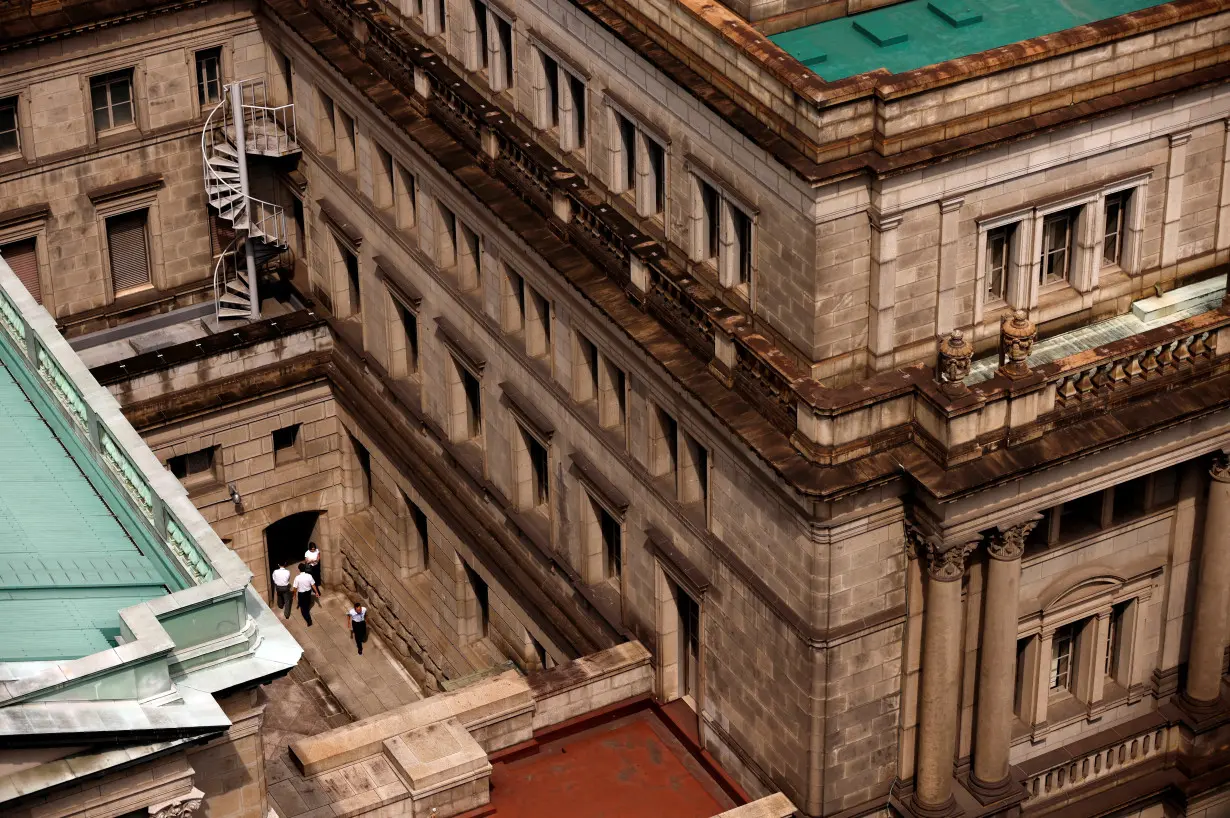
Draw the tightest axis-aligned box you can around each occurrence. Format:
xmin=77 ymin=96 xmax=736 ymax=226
xmin=769 ymin=0 xmax=1168 ymax=81
xmin=0 ymin=359 xmax=170 ymax=662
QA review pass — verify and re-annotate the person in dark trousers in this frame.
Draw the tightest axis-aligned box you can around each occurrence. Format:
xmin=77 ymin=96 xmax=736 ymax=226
xmin=272 ymin=562 xmax=292 ymax=619
xmin=293 ymin=562 xmax=320 ymax=625
xmin=347 ymin=600 xmax=368 ymax=655
xmin=305 ymin=542 xmax=322 ymax=590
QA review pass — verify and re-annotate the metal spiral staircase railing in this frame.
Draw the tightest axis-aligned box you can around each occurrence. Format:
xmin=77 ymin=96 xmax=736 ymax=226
xmin=202 ymin=79 xmax=297 ymax=320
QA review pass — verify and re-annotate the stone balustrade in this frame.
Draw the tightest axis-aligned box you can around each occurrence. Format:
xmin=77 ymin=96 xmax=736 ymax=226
xmin=1053 ymin=328 xmax=1218 ymax=407
xmin=1023 ymin=720 xmax=1176 ymax=806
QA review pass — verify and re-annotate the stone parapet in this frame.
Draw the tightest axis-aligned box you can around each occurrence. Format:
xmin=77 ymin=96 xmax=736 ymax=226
xmin=529 ymin=641 xmax=653 ymax=731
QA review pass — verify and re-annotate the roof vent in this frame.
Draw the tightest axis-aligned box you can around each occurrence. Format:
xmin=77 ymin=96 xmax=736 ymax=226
xmin=927 ymin=0 xmax=983 ymax=28
xmin=852 ymin=17 xmax=908 ymax=47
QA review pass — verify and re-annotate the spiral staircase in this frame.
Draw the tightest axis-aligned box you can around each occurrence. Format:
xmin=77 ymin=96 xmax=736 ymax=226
xmin=202 ymin=80 xmax=298 ymax=320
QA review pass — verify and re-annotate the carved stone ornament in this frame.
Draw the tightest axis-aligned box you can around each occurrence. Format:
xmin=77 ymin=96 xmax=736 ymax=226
xmin=988 ymin=519 xmax=1038 ymax=561
xmin=903 ymin=520 xmax=929 ymax=560
xmin=924 ymin=540 xmax=976 ymax=582
xmin=937 ymin=330 xmax=974 ymax=396
xmin=998 ymin=309 xmax=1037 ymax=379
xmin=1212 ymin=452 xmax=1230 ymax=484
xmin=148 ymin=789 xmax=205 ymax=818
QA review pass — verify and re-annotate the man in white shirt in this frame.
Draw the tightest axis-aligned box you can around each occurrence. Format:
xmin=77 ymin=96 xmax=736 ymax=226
xmin=346 ymin=601 xmax=368 ymax=655
xmin=293 ymin=562 xmax=320 ymax=626
xmin=272 ymin=563 xmax=292 ymax=619
xmin=305 ymin=542 xmax=322 ymax=590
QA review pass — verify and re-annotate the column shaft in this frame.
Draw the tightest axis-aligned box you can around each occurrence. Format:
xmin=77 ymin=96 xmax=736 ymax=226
xmin=1184 ymin=457 xmax=1230 ymax=707
xmin=914 ymin=541 xmax=974 ymax=815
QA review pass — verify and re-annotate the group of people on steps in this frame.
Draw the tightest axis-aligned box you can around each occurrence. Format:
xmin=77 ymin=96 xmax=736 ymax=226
xmin=271 ymin=542 xmax=368 ymax=654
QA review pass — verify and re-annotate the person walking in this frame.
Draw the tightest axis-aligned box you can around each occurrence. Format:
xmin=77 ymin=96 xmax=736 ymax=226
xmin=305 ymin=542 xmax=323 ymax=590
xmin=346 ymin=600 xmax=368 ymax=655
xmin=293 ymin=562 xmax=320 ymax=626
xmin=272 ymin=562 xmax=292 ymax=619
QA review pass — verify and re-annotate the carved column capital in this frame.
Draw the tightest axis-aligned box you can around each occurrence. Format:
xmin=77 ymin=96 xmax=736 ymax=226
xmin=148 ymin=789 xmax=204 ymax=818
xmin=923 ymin=540 xmax=976 ymax=582
xmin=988 ymin=518 xmax=1039 ymax=561
xmin=1211 ymin=452 xmax=1230 ymax=484
xmin=904 ymin=519 xmax=929 ymax=560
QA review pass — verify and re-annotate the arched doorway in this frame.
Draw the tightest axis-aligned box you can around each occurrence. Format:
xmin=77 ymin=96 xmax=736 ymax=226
xmin=264 ymin=511 xmax=323 ymax=599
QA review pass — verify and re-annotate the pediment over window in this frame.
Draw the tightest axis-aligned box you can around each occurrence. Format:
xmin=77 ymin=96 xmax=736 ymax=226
xmin=1040 ymin=570 xmax=1126 ymax=612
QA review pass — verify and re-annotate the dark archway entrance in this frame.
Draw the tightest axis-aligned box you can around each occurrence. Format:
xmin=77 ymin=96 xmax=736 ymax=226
xmin=264 ymin=511 xmax=322 ymax=599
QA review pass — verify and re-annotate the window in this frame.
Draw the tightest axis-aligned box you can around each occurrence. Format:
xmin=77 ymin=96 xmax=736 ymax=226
xmin=693 ymin=174 xmax=751 ymax=291
xmin=275 ymin=48 xmax=294 ymax=104
xmin=535 ymin=47 xmax=585 ymax=152
xmin=334 ymin=239 xmax=361 ymax=316
xmin=464 ymin=562 xmax=489 ymax=639
xmin=449 ymin=357 xmax=483 ymax=443
xmin=598 ymin=355 xmax=626 ymax=435
xmin=677 ymin=586 xmax=700 ymax=701
xmin=504 ymin=268 xmax=526 ymax=333
xmin=457 ymin=220 xmax=481 ymax=292
xmin=395 ymin=162 xmax=417 ymax=230
xmin=491 ymin=13 xmax=514 ymax=92
xmin=195 ymin=47 xmax=223 ymax=107
xmin=985 ymin=224 xmax=1013 ymax=303
xmin=1040 ymin=210 xmax=1075 ymax=286
xmin=526 ymin=286 xmax=551 ymax=359
xmin=575 ymin=332 xmax=599 ymax=403
xmin=273 ymin=424 xmax=302 ymax=465
xmin=679 ymin=431 xmax=709 ymax=515
xmin=374 ymin=145 xmax=395 ymax=209
xmin=426 ymin=0 xmax=447 ymax=35
xmin=0 ymin=96 xmax=19 ymax=155
xmin=350 ymin=434 xmax=372 ymax=506
xmin=650 ymin=406 xmax=678 ymax=485
xmin=168 ymin=447 xmax=220 ymax=491
xmin=90 ymin=70 xmax=135 ymax=133
xmin=612 ymin=110 xmax=665 ymax=218
xmin=1103 ymin=192 xmax=1128 ymax=266
xmin=106 ymin=210 xmax=151 ymax=294
xmin=582 ymin=493 xmax=622 ymax=583
xmin=393 ymin=300 xmax=419 ymax=377
xmin=1112 ymin=466 xmax=1179 ymax=524
xmin=317 ymin=92 xmax=336 ymax=153
xmin=438 ymin=204 xmax=458 ymax=268
xmin=1050 ymin=622 xmax=1076 ymax=692
xmin=337 ymin=108 xmax=357 ymax=173
xmin=402 ymin=492 xmax=430 ymax=571
xmin=1 ymin=239 xmax=40 ymax=303
xmin=513 ymin=424 xmax=549 ymax=512
xmin=698 ymin=179 xmax=720 ymax=263
xmin=470 ymin=0 xmax=490 ymax=72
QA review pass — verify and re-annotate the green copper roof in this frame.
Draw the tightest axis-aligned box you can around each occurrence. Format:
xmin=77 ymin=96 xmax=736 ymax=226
xmin=769 ymin=0 xmax=1168 ymax=81
xmin=0 ymin=358 xmax=171 ymax=661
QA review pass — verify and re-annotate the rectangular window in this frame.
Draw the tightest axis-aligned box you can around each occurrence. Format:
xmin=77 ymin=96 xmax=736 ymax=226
xmin=426 ymin=0 xmax=447 ymax=35
xmin=598 ymin=356 xmax=626 ymax=435
xmin=374 ymin=144 xmax=395 ymax=209
xmin=679 ymin=431 xmax=709 ymax=516
xmin=457 ymin=220 xmax=481 ymax=292
xmin=504 ymin=268 xmax=526 ymax=333
xmin=529 ymin=431 xmax=549 ymax=508
xmin=337 ymin=108 xmax=357 ymax=173
xmin=397 ymin=302 xmax=419 ymax=376
xmin=276 ymin=49 xmax=294 ymax=104
xmin=616 ymin=112 xmax=636 ymax=194
xmin=465 ymin=562 xmax=489 ymax=638
xmin=698 ymin=178 xmax=719 ymax=262
xmin=1050 ymin=623 xmax=1076 ymax=692
xmin=541 ymin=51 xmax=560 ymax=129
xmin=491 ymin=13 xmax=514 ymax=92
xmin=395 ymin=162 xmax=417 ymax=230
xmin=449 ymin=358 xmax=483 ymax=443
xmin=168 ymin=446 xmax=220 ymax=491
xmin=106 ymin=210 xmax=152 ymax=294
xmin=986 ymin=224 xmax=1012 ymax=303
xmin=318 ymin=92 xmax=336 ymax=153
xmin=650 ymin=406 xmax=679 ymax=487
xmin=602 ymin=505 xmax=622 ymax=579
xmin=1112 ymin=466 xmax=1179 ymax=524
xmin=645 ymin=134 xmax=665 ymax=216
xmin=513 ymin=423 xmax=548 ymax=510
xmin=1103 ymin=192 xmax=1128 ymax=266
xmin=195 ymin=47 xmax=223 ymax=107
xmin=526 ymin=285 xmax=551 ymax=359
xmin=584 ymin=495 xmax=622 ymax=583
xmin=350 ymin=434 xmax=373 ymax=506
xmin=273 ymin=424 xmax=302 ymax=465
xmin=471 ymin=0 xmax=490 ymax=71
xmin=677 ymin=586 xmax=700 ymax=700
xmin=565 ymin=72 xmax=586 ymax=151
xmin=724 ymin=200 xmax=752 ymax=291
xmin=1 ymin=238 xmax=40 ymax=303
xmin=1040 ymin=210 xmax=1074 ymax=286
xmin=91 ymin=70 xmax=135 ymax=133
xmin=0 ymin=96 xmax=20 ymax=155
xmin=575 ymin=332 xmax=599 ymax=403
xmin=403 ymin=492 xmax=430 ymax=570
xmin=342 ymin=242 xmax=361 ymax=315
xmin=438 ymin=205 xmax=458 ymax=268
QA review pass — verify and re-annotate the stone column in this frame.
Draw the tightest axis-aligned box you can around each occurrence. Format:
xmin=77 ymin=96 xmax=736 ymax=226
xmin=970 ymin=520 xmax=1035 ymax=802
xmin=1181 ymin=453 xmax=1230 ymax=716
xmin=1161 ymin=132 xmax=1191 ymax=268
xmin=869 ymin=212 xmax=903 ymax=373
xmin=913 ymin=539 xmax=976 ymax=817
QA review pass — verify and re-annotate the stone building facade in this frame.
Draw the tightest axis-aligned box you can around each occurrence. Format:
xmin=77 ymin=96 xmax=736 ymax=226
xmin=3 ymin=0 xmax=1230 ymax=816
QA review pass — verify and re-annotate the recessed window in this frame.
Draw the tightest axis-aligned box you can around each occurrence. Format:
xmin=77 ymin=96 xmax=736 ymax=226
xmin=402 ymin=492 xmax=430 ymax=571
xmin=470 ymin=0 xmax=490 ymax=72
xmin=985 ymin=224 xmax=1013 ymax=303
xmin=693 ymin=175 xmax=752 ymax=293
xmin=393 ymin=300 xmax=419 ymax=378
xmin=195 ymin=47 xmax=223 ymax=107
xmin=333 ymin=238 xmax=361 ymax=316
xmin=575 ymin=332 xmax=599 ymax=403
xmin=448 ymin=357 xmax=483 ymax=444
xmin=1050 ymin=622 xmax=1076 ymax=692
xmin=350 ymin=434 xmax=372 ymax=506
xmin=535 ymin=47 xmax=585 ymax=152
xmin=457 ymin=220 xmax=482 ymax=292
xmin=582 ymin=493 xmax=622 ymax=584
xmin=613 ymin=110 xmax=665 ymax=218
xmin=1040 ymin=209 xmax=1076 ymax=286
xmin=317 ymin=92 xmax=336 ymax=153
xmin=513 ymin=423 xmax=550 ymax=512
xmin=374 ymin=144 xmax=395 ymax=209
xmin=598 ymin=355 xmax=626 ymax=436
xmin=698 ymin=179 xmax=720 ymax=263
xmin=273 ymin=424 xmax=302 ymax=465
xmin=395 ymin=162 xmax=417 ymax=230
xmin=679 ymin=430 xmax=709 ymax=515
xmin=1 ymin=238 xmax=40 ymax=304
xmin=168 ymin=446 xmax=221 ymax=491
xmin=491 ymin=12 xmax=515 ymax=92
xmin=650 ymin=406 xmax=678 ymax=485
xmin=0 ymin=97 xmax=19 ymax=155
xmin=90 ymin=70 xmax=135 ymax=133
xmin=337 ymin=108 xmax=357 ymax=173
xmin=106 ymin=210 xmax=152 ymax=294
xmin=526 ymin=286 xmax=551 ymax=359
xmin=1103 ymin=191 xmax=1129 ymax=266
xmin=464 ymin=561 xmax=489 ymax=639
xmin=426 ymin=0 xmax=448 ymax=35
xmin=438 ymin=204 xmax=458 ymax=268
xmin=504 ymin=268 xmax=526 ymax=334
xmin=676 ymin=583 xmax=700 ymax=701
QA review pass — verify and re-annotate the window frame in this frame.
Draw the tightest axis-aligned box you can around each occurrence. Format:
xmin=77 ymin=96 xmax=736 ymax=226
xmin=195 ymin=46 xmax=224 ymax=109
xmin=167 ymin=445 xmax=223 ymax=493
xmin=0 ymin=95 xmax=21 ymax=158
xmin=272 ymin=424 xmax=304 ymax=465
xmin=89 ymin=69 xmax=137 ymax=136
xmin=533 ymin=43 xmax=587 ymax=154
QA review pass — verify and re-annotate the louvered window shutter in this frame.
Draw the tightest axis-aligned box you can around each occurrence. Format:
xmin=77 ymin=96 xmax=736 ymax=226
xmin=1 ymin=239 xmax=40 ymax=303
xmin=107 ymin=210 xmax=151 ymax=293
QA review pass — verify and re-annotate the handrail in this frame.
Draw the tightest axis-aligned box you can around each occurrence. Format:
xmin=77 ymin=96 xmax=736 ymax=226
xmin=211 ymin=236 xmax=240 ymax=322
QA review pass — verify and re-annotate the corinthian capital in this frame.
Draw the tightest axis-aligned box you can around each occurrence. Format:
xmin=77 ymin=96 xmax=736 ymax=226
xmin=988 ymin=518 xmax=1039 ymax=561
xmin=1211 ymin=452 xmax=1230 ymax=484
xmin=148 ymin=789 xmax=204 ymax=818
xmin=923 ymin=541 xmax=976 ymax=582
xmin=903 ymin=519 xmax=929 ymax=560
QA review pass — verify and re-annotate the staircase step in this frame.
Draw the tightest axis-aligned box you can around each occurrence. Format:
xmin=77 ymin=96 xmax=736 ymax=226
xmin=217 ymin=307 xmax=251 ymax=320
xmin=208 ymin=155 xmax=240 ymax=168
xmin=213 ymin=142 xmax=239 ymax=158
xmin=209 ymin=168 xmax=242 ymax=180
xmin=225 ymin=280 xmax=251 ymax=296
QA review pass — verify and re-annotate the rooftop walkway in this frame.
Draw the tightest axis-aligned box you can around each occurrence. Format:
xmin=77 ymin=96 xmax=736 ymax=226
xmin=769 ymin=0 xmax=1167 ymax=80
xmin=0 ymin=358 xmax=171 ymax=662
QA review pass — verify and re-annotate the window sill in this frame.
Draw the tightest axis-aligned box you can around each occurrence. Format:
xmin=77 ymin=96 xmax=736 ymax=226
xmin=113 ymin=283 xmax=156 ymax=300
